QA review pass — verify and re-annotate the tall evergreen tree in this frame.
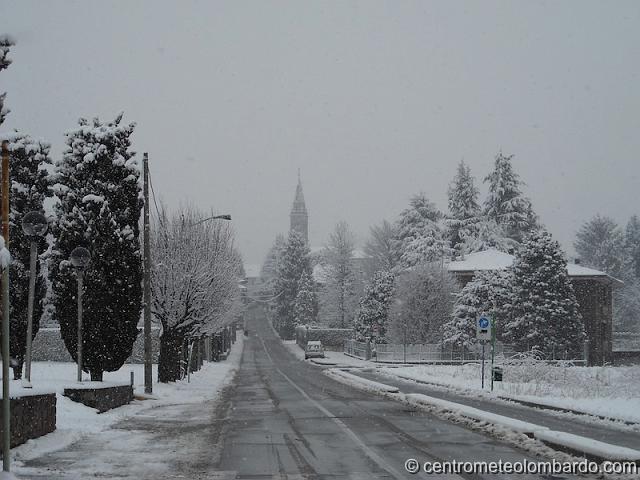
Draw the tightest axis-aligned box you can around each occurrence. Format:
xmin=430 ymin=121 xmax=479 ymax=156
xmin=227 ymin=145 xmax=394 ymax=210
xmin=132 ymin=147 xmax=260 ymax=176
xmin=505 ymin=230 xmax=584 ymax=357
xmin=260 ymin=233 xmax=285 ymax=300
xmin=50 ymin=114 xmax=142 ymax=381
xmin=446 ymin=160 xmax=481 ymax=252
xmin=0 ymin=132 xmax=53 ymax=378
xmin=0 ymin=36 xmax=13 ymax=126
xmin=393 ymin=193 xmax=448 ymax=269
xmin=355 ymin=269 xmax=395 ymax=343
xmin=294 ymin=270 xmax=318 ymax=326
xmin=442 ymin=270 xmax=512 ymax=349
xmin=460 ymin=218 xmax=518 ymax=255
xmin=625 ymin=215 xmax=640 ymax=281
xmin=484 ymin=152 xmax=537 ymax=242
xmin=274 ymin=230 xmax=311 ymax=338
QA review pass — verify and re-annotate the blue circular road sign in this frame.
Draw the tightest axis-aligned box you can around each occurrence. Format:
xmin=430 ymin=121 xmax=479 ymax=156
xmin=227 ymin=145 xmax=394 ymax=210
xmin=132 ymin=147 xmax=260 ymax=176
xmin=478 ymin=317 xmax=490 ymax=329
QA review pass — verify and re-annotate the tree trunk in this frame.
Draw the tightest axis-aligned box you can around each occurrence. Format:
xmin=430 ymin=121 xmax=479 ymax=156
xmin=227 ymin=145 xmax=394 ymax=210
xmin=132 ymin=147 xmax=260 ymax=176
xmin=12 ymin=361 xmax=23 ymax=380
xmin=158 ymin=329 xmax=184 ymax=383
xmin=189 ymin=341 xmax=198 ymax=373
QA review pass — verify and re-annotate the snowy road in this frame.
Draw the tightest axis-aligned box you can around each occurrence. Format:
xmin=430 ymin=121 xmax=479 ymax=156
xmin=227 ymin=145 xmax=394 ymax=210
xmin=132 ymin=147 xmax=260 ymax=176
xmin=214 ymin=310 xmax=583 ymax=479
xmin=352 ymin=369 xmax=640 ymax=451
xmin=15 ymin=308 xmax=595 ymax=479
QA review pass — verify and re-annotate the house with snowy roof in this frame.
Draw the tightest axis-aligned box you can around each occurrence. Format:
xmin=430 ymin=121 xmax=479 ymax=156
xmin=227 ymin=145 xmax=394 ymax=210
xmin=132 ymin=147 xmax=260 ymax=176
xmin=446 ymin=249 xmax=622 ymax=366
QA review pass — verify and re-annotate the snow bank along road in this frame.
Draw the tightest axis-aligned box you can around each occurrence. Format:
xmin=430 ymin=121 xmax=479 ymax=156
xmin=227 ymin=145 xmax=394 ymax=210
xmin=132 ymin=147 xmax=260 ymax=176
xmin=214 ymin=310 xmax=587 ymax=479
xmin=351 ymin=369 xmax=640 ymax=456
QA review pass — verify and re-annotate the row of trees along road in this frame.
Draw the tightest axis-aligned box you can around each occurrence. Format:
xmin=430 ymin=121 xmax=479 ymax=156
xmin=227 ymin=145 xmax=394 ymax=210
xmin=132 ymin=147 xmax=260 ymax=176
xmin=2 ymin=39 xmax=243 ymax=381
xmin=265 ymin=151 xmax=599 ymax=359
xmin=575 ymin=214 xmax=640 ymax=333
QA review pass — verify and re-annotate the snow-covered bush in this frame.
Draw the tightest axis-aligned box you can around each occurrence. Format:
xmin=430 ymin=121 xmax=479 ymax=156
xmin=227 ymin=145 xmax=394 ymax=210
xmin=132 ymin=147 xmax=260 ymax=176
xmin=355 ymin=269 xmax=394 ymax=343
xmin=442 ymin=269 xmax=512 ymax=349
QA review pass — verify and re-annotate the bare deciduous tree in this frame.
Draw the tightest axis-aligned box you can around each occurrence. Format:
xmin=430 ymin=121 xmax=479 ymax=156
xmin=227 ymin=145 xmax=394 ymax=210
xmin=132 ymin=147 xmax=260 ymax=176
xmin=151 ymin=205 xmax=243 ymax=382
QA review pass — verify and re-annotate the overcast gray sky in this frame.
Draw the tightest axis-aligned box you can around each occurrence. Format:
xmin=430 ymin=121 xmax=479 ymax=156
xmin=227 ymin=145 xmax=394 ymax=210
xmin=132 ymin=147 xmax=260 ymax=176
xmin=2 ymin=1 xmax=639 ymax=265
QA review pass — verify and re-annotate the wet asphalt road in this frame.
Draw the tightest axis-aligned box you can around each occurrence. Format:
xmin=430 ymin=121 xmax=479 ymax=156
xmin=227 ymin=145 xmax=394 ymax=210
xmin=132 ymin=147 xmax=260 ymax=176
xmin=215 ymin=309 xmax=581 ymax=479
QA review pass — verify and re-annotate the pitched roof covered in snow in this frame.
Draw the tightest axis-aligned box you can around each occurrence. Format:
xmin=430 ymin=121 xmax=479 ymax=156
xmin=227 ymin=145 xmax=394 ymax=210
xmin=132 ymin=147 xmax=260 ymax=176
xmin=446 ymin=249 xmax=621 ymax=283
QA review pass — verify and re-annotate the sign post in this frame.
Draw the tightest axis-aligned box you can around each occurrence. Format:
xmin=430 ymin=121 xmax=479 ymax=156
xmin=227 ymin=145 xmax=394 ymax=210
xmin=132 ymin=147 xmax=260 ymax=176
xmin=490 ymin=317 xmax=496 ymax=392
xmin=476 ymin=315 xmax=492 ymax=389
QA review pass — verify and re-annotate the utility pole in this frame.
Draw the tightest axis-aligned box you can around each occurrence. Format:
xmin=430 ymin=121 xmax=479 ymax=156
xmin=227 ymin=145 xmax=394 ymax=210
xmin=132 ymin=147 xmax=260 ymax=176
xmin=143 ymin=153 xmax=152 ymax=394
xmin=1 ymin=141 xmax=11 ymax=472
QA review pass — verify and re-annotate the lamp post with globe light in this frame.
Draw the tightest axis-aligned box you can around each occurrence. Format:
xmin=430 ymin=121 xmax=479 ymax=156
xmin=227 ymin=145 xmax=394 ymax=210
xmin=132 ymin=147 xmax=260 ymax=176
xmin=70 ymin=247 xmax=90 ymax=382
xmin=21 ymin=211 xmax=48 ymax=385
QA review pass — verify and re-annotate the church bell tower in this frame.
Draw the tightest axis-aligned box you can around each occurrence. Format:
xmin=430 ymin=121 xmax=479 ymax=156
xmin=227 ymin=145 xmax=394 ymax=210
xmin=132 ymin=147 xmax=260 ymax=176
xmin=290 ymin=172 xmax=308 ymax=244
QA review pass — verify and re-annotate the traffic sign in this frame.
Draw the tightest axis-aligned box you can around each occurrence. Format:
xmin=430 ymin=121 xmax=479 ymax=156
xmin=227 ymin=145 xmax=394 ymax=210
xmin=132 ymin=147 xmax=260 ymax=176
xmin=476 ymin=315 xmax=492 ymax=342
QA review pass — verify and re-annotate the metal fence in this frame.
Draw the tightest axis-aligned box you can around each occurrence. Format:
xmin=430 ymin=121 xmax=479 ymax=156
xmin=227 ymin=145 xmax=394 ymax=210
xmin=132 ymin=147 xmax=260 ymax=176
xmin=374 ymin=343 xmax=516 ymax=363
xmin=344 ymin=339 xmax=371 ymax=359
xmin=344 ymin=339 xmax=584 ymax=364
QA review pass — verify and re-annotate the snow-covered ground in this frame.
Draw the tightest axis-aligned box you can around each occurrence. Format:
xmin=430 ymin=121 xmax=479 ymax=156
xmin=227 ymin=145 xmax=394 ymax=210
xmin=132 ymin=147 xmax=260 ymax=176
xmin=376 ymin=362 xmax=640 ymax=424
xmin=11 ymin=335 xmax=243 ymax=469
xmin=281 ymin=334 xmax=640 ymax=424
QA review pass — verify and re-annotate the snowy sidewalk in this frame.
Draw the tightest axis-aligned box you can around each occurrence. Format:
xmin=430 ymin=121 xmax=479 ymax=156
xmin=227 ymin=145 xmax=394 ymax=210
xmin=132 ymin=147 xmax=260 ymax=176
xmin=13 ymin=335 xmax=244 ymax=479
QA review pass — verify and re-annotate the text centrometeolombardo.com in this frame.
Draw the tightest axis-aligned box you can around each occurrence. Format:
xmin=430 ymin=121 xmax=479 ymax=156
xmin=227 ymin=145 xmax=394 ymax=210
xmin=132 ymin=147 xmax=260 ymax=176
xmin=404 ymin=458 xmax=638 ymax=475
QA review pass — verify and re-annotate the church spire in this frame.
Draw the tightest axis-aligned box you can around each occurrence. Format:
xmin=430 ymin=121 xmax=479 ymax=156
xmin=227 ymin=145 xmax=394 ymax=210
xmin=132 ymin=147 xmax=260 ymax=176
xmin=290 ymin=172 xmax=308 ymax=243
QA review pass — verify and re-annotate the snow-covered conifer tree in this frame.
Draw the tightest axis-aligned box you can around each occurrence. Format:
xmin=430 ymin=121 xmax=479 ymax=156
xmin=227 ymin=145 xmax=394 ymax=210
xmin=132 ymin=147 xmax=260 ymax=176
xmin=484 ymin=152 xmax=537 ymax=242
xmin=446 ymin=161 xmax=481 ymax=252
xmin=0 ymin=132 xmax=53 ymax=378
xmin=274 ymin=230 xmax=311 ymax=338
xmin=505 ymin=230 xmax=584 ymax=358
xmin=392 ymin=193 xmax=448 ymax=269
xmin=49 ymin=114 xmax=142 ymax=381
xmin=441 ymin=270 xmax=512 ymax=348
xmin=460 ymin=218 xmax=518 ymax=255
xmin=355 ymin=269 xmax=395 ymax=343
xmin=294 ymin=270 xmax=317 ymax=326
xmin=0 ymin=36 xmax=13 ymax=126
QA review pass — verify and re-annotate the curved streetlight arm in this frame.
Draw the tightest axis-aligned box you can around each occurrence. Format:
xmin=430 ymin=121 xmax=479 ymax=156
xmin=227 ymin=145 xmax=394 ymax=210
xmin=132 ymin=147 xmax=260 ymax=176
xmin=189 ymin=214 xmax=231 ymax=226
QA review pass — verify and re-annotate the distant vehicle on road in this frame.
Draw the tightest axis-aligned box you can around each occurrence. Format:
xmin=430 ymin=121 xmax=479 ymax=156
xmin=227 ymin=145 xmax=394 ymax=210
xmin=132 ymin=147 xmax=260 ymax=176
xmin=304 ymin=340 xmax=325 ymax=360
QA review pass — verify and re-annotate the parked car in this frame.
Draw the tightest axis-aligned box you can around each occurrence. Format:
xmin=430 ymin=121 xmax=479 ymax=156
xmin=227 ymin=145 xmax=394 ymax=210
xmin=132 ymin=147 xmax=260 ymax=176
xmin=304 ymin=340 xmax=325 ymax=360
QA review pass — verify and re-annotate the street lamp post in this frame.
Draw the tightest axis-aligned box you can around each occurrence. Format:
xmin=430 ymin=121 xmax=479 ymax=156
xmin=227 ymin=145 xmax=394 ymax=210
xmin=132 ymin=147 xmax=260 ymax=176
xmin=21 ymin=211 xmax=48 ymax=385
xmin=70 ymin=247 xmax=90 ymax=382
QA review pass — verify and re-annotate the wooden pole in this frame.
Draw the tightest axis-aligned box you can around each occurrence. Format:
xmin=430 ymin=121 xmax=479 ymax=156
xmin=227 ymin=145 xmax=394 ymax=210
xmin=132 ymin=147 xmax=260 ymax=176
xmin=1 ymin=141 xmax=11 ymax=471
